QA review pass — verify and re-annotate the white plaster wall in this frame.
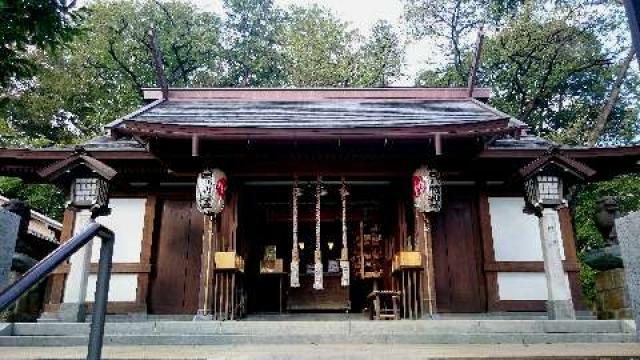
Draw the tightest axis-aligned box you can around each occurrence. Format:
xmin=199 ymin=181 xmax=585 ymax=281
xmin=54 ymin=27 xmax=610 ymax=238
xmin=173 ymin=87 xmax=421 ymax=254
xmin=91 ymin=198 xmax=146 ymax=263
xmin=85 ymin=274 xmax=138 ymax=302
xmin=65 ymin=198 xmax=145 ymax=303
xmin=497 ymin=272 xmax=571 ymax=301
xmin=488 ymin=197 xmax=565 ymax=261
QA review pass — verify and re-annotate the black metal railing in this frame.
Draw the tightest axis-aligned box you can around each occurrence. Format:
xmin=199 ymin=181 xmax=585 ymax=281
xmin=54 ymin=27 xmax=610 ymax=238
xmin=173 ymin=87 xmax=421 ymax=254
xmin=0 ymin=221 xmax=115 ymax=360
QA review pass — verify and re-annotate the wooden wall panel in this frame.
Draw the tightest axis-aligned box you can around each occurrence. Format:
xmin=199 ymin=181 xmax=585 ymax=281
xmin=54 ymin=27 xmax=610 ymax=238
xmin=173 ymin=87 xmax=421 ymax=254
xmin=148 ymin=199 xmax=203 ymax=314
xmin=479 ymin=191 xmax=586 ymax=312
xmin=432 ymin=189 xmax=486 ymax=313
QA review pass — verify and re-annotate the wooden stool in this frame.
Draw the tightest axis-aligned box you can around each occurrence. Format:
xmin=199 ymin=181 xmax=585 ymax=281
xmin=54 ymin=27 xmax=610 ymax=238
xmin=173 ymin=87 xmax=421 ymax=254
xmin=367 ymin=290 xmax=401 ymax=320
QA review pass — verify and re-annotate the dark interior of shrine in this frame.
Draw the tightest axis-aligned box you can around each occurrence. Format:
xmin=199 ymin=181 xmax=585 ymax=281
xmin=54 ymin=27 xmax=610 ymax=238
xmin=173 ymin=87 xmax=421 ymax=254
xmin=239 ymin=179 xmax=402 ymax=315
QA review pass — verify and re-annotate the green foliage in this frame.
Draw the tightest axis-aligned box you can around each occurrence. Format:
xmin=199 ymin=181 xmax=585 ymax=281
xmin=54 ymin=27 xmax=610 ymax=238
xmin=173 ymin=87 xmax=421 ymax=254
xmin=222 ymin=0 xmax=286 ymax=86
xmin=578 ymin=259 xmax=597 ymax=304
xmin=280 ymin=7 xmax=404 ymax=87
xmin=280 ymin=4 xmax=358 ymax=87
xmin=1 ymin=0 xmax=224 ymax=145
xmin=79 ymin=0 xmax=224 ymax=90
xmin=573 ymin=174 xmax=640 ymax=305
xmin=0 ymin=0 xmax=81 ymax=87
xmin=0 ymin=177 xmax=64 ymax=221
xmin=356 ymin=20 xmax=405 ymax=87
xmin=573 ymin=174 xmax=640 ymax=252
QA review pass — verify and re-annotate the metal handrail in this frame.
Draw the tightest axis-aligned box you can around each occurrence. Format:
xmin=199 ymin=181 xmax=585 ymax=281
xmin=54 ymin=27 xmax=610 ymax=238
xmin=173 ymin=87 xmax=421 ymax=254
xmin=0 ymin=221 xmax=115 ymax=360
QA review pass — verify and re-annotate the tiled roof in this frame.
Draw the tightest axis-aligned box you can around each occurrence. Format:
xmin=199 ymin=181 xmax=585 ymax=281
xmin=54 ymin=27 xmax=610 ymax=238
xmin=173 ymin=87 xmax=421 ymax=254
xmin=113 ymin=99 xmax=515 ymax=129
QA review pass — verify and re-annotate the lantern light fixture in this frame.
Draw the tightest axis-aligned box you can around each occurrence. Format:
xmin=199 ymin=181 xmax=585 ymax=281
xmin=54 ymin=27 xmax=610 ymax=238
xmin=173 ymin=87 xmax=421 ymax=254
xmin=70 ymin=177 xmax=109 ymax=211
xmin=517 ymin=148 xmax=597 ymax=213
xmin=524 ymin=174 xmax=564 ymax=209
xmin=298 ymin=242 xmax=305 ymax=251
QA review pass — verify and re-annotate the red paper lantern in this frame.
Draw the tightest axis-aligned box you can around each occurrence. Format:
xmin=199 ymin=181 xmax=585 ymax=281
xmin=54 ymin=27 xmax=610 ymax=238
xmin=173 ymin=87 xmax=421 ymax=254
xmin=413 ymin=166 xmax=442 ymax=213
xmin=196 ymin=168 xmax=227 ymax=215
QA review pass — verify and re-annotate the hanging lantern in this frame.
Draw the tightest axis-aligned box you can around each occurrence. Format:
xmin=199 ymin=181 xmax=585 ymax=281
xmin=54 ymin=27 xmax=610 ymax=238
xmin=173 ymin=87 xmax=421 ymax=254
xmin=313 ymin=177 xmax=324 ymax=290
xmin=413 ymin=166 xmax=442 ymax=213
xmin=339 ymin=179 xmax=350 ymax=287
xmin=290 ymin=182 xmax=302 ymax=288
xmin=196 ymin=169 xmax=227 ymax=215
xmin=524 ymin=174 xmax=564 ymax=209
xmin=70 ymin=177 xmax=109 ymax=211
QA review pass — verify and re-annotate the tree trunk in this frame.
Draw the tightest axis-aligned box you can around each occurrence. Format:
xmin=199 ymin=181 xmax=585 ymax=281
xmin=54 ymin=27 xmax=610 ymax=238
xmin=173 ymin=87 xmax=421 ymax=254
xmin=587 ymin=48 xmax=635 ymax=146
xmin=148 ymin=27 xmax=169 ymax=99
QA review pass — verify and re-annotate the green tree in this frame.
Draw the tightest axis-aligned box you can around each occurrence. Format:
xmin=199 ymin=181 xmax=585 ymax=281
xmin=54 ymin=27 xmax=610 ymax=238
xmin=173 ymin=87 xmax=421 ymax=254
xmin=222 ymin=0 xmax=286 ymax=86
xmin=356 ymin=20 xmax=405 ymax=87
xmin=1 ymin=0 xmax=224 ymax=146
xmin=0 ymin=177 xmax=64 ymax=221
xmin=78 ymin=0 xmax=224 ymax=94
xmin=280 ymin=5 xmax=359 ymax=87
xmin=0 ymin=0 xmax=80 ymax=87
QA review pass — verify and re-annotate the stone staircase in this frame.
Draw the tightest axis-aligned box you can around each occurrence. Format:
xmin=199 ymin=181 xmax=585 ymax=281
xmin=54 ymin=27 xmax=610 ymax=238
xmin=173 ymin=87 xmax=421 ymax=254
xmin=0 ymin=319 xmax=635 ymax=346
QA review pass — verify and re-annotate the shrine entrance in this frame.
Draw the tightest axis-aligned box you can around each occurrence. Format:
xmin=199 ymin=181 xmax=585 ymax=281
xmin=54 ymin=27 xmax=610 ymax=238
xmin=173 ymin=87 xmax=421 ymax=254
xmin=240 ymin=179 xmax=397 ymax=315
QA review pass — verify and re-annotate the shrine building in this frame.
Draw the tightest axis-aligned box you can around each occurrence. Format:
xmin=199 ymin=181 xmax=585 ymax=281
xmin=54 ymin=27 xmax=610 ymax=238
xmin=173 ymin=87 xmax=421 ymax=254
xmin=2 ymin=87 xmax=640 ymax=321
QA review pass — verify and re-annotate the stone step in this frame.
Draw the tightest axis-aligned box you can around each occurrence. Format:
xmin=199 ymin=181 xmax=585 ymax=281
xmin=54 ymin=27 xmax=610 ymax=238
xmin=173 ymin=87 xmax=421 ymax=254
xmin=8 ymin=320 xmax=635 ymax=336
xmin=0 ymin=332 xmax=634 ymax=346
xmin=0 ymin=320 xmax=635 ymax=346
xmin=3 ymin=343 xmax=640 ymax=360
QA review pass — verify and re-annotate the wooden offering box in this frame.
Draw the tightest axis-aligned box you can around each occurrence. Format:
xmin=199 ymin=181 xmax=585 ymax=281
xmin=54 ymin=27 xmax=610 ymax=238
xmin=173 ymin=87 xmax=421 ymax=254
xmin=214 ymin=252 xmax=245 ymax=272
xmin=392 ymin=251 xmax=422 ymax=272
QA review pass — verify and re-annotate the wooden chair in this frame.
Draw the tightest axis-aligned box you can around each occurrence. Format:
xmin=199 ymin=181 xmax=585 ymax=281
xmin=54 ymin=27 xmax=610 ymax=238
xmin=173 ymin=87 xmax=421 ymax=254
xmin=367 ymin=290 xmax=401 ymax=320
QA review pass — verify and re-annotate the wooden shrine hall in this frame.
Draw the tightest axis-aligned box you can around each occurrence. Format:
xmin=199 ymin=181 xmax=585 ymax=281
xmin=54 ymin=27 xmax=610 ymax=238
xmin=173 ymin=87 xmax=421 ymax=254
xmin=1 ymin=87 xmax=640 ymax=321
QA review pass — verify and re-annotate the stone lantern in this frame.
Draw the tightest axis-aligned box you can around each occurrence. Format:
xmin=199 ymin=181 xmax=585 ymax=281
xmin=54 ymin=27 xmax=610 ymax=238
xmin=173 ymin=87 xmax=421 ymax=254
xmin=518 ymin=149 xmax=595 ymax=320
xmin=37 ymin=147 xmax=116 ymax=322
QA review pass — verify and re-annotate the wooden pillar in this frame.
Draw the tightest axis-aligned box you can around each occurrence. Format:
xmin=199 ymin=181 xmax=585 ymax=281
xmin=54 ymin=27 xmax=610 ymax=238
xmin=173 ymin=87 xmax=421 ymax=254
xmin=135 ymin=195 xmax=156 ymax=314
xmin=195 ymin=215 xmax=215 ymax=319
xmin=43 ymin=208 xmax=75 ymax=313
xmin=416 ymin=210 xmax=437 ymax=317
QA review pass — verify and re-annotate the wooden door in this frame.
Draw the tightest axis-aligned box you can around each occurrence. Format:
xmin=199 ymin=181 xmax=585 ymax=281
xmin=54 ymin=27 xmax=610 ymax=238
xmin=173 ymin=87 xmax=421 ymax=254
xmin=432 ymin=190 xmax=486 ymax=312
xmin=148 ymin=199 xmax=203 ymax=314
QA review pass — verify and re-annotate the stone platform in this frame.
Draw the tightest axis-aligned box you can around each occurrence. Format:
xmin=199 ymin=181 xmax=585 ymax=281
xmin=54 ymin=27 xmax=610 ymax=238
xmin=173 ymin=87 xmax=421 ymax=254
xmin=2 ymin=343 xmax=640 ymax=360
xmin=0 ymin=319 xmax=635 ymax=346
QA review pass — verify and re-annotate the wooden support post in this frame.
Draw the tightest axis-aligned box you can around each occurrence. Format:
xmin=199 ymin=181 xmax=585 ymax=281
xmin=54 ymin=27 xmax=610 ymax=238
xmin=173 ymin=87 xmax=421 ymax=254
xmin=191 ymin=135 xmax=200 ymax=157
xmin=434 ymin=133 xmax=443 ymax=156
xmin=419 ymin=212 xmax=436 ymax=318
xmin=195 ymin=216 xmax=214 ymax=319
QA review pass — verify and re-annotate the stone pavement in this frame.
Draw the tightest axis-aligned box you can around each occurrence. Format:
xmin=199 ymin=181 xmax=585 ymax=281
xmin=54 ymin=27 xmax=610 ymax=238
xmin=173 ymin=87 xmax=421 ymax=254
xmin=1 ymin=343 xmax=640 ymax=360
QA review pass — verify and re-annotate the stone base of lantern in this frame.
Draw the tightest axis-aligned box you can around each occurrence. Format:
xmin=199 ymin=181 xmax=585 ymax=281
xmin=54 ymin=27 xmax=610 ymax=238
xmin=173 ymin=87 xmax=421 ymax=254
xmin=595 ymin=268 xmax=632 ymax=320
xmin=58 ymin=302 xmax=86 ymax=322
xmin=546 ymin=299 xmax=575 ymax=320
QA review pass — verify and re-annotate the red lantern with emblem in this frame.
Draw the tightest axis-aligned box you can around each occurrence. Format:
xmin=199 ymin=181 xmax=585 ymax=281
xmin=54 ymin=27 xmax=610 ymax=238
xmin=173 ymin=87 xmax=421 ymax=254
xmin=196 ymin=168 xmax=227 ymax=215
xmin=413 ymin=166 xmax=442 ymax=213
